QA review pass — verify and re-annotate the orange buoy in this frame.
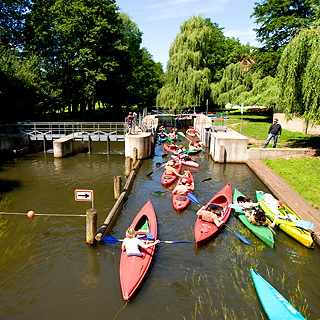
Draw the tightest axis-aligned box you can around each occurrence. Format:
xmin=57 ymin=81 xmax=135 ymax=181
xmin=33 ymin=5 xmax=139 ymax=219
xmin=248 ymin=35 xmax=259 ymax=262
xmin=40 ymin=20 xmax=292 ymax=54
xmin=27 ymin=210 xmax=35 ymax=218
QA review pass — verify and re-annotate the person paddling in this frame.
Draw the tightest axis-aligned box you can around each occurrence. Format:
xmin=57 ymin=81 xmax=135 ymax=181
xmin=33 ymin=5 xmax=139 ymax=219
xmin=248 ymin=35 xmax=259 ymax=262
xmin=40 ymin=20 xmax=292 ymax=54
xmin=196 ymin=204 xmax=224 ymax=227
xmin=122 ymin=228 xmax=160 ymax=257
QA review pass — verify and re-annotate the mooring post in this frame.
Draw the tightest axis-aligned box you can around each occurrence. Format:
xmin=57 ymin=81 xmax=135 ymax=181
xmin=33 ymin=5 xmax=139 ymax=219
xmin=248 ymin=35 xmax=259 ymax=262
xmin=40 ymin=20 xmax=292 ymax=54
xmin=133 ymin=147 xmax=138 ymax=165
xmin=43 ymin=135 xmax=47 ymax=154
xmin=88 ymin=135 xmax=92 ymax=154
xmin=125 ymin=156 xmax=132 ymax=176
xmin=106 ymin=135 xmax=110 ymax=154
xmin=114 ymin=175 xmax=122 ymax=199
xmin=86 ymin=208 xmax=97 ymax=245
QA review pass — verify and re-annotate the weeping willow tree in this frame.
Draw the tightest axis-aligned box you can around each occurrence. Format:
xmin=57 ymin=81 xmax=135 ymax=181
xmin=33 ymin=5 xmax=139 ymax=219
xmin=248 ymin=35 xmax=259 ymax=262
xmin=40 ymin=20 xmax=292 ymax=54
xmin=277 ymin=26 xmax=320 ymax=126
xmin=211 ymin=62 xmax=278 ymax=107
xmin=156 ymin=14 xmax=248 ymax=108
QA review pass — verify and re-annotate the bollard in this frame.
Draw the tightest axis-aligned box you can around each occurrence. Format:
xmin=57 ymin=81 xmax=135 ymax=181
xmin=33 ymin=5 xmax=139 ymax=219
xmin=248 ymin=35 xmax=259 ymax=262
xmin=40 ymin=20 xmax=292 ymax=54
xmin=114 ymin=175 xmax=122 ymax=199
xmin=86 ymin=208 xmax=97 ymax=245
xmin=125 ymin=156 xmax=132 ymax=176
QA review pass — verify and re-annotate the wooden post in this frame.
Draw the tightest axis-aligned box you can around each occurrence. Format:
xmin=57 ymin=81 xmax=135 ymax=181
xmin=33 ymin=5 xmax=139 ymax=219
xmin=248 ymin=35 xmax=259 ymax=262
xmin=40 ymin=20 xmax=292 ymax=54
xmin=88 ymin=135 xmax=92 ymax=154
xmin=219 ymin=145 xmax=226 ymax=163
xmin=106 ymin=135 xmax=110 ymax=154
xmin=114 ymin=175 xmax=122 ymax=199
xmin=43 ymin=135 xmax=47 ymax=153
xmin=133 ymin=147 xmax=138 ymax=165
xmin=86 ymin=208 xmax=97 ymax=245
xmin=125 ymin=156 xmax=132 ymax=176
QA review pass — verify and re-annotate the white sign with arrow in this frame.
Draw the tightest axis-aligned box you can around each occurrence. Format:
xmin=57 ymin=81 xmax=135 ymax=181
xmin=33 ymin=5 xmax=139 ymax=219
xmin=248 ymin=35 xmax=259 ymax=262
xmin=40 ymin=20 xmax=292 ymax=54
xmin=74 ymin=189 xmax=94 ymax=208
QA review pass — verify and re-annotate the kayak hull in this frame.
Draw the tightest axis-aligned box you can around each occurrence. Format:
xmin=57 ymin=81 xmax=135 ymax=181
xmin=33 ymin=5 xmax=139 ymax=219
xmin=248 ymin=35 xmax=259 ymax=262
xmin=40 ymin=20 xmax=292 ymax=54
xmin=250 ymin=268 xmax=305 ymax=320
xmin=172 ymin=173 xmax=194 ymax=211
xmin=194 ymin=183 xmax=232 ymax=247
xmin=119 ymin=200 xmax=157 ymax=300
xmin=256 ymin=191 xmax=313 ymax=248
xmin=233 ymin=189 xmax=274 ymax=248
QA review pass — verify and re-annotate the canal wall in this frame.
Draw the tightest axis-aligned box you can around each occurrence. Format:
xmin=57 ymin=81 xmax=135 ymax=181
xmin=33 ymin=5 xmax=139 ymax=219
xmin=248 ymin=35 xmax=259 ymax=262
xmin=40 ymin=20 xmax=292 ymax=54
xmin=0 ymin=134 xmax=30 ymax=156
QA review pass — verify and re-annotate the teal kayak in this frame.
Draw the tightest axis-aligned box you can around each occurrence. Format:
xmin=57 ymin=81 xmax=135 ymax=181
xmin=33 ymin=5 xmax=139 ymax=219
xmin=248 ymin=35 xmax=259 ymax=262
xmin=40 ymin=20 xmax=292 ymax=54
xmin=233 ymin=189 xmax=274 ymax=248
xmin=250 ymin=269 xmax=305 ymax=320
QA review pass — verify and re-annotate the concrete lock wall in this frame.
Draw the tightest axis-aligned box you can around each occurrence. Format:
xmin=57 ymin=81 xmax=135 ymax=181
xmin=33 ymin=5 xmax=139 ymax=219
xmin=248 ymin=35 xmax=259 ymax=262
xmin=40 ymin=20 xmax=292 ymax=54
xmin=53 ymin=134 xmax=85 ymax=158
xmin=125 ymin=132 xmax=152 ymax=159
xmin=210 ymin=129 xmax=248 ymax=163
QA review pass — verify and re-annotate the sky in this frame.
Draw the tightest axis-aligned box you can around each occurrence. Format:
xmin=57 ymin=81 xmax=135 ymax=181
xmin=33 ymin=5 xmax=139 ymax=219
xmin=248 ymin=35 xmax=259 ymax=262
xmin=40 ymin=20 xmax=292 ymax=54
xmin=115 ymin=0 xmax=262 ymax=69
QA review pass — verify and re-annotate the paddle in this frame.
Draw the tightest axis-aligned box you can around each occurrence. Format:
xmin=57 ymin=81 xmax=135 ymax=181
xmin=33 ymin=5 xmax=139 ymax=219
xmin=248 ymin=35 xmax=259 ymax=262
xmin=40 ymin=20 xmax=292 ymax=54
xmin=103 ymin=236 xmax=191 ymax=244
xmin=265 ymin=213 xmax=314 ymax=230
xmin=187 ymin=193 xmax=250 ymax=245
xmin=178 ymin=131 xmax=192 ymax=142
xmin=152 ymin=177 xmax=212 ymax=196
xmin=146 ymin=162 xmax=167 ymax=177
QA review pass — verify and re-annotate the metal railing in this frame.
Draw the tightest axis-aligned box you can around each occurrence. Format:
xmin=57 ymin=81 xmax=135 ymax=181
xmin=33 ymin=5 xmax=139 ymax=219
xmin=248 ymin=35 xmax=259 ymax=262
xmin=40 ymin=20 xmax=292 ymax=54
xmin=18 ymin=122 xmax=127 ymax=141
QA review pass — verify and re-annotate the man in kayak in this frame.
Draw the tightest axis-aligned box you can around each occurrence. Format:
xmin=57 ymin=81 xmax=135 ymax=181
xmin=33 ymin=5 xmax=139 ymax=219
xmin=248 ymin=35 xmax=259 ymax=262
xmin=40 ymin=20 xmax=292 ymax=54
xmin=122 ymin=228 xmax=160 ymax=257
xmin=196 ymin=204 xmax=224 ymax=227
xmin=164 ymin=160 xmax=182 ymax=177
xmin=172 ymin=178 xmax=194 ymax=195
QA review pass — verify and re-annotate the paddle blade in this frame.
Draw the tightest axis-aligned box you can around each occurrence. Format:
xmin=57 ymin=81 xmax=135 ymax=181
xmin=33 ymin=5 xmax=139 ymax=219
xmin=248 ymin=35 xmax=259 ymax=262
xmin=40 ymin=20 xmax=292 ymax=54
xmin=103 ymin=236 xmax=121 ymax=244
xmin=152 ymin=191 xmax=166 ymax=196
xmin=187 ymin=193 xmax=199 ymax=204
xmin=295 ymin=220 xmax=314 ymax=230
xmin=224 ymin=225 xmax=250 ymax=244
xmin=229 ymin=204 xmax=244 ymax=210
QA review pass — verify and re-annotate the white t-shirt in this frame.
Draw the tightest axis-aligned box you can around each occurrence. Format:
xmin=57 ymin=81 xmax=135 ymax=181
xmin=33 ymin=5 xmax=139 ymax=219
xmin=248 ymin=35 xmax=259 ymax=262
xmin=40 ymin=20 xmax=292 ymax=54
xmin=123 ymin=238 xmax=141 ymax=256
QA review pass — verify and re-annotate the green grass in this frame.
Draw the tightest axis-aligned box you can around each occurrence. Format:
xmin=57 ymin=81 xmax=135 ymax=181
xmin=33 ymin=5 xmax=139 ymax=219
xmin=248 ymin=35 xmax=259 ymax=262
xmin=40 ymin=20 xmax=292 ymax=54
xmin=226 ymin=111 xmax=320 ymax=209
xmin=262 ymin=157 xmax=320 ymax=209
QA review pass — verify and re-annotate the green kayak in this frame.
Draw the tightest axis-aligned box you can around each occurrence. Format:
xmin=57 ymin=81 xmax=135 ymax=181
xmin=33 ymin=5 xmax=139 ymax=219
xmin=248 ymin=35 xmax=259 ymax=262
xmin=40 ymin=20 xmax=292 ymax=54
xmin=233 ymin=189 xmax=274 ymax=248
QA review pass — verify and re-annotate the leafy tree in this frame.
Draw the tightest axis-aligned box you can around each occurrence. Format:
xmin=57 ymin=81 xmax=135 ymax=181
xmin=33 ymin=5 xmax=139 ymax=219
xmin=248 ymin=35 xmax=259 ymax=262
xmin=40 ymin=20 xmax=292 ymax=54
xmin=251 ymin=0 xmax=319 ymax=51
xmin=211 ymin=62 xmax=278 ymax=108
xmin=0 ymin=0 xmax=32 ymax=49
xmin=157 ymin=15 xmax=250 ymax=108
xmin=277 ymin=26 xmax=320 ymax=126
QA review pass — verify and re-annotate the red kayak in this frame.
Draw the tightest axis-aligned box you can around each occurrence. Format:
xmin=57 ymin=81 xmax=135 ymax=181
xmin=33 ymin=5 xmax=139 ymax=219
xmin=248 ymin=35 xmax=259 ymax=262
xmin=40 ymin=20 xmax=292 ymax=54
xmin=163 ymin=142 xmax=179 ymax=155
xmin=194 ymin=183 xmax=232 ymax=247
xmin=170 ymin=155 xmax=199 ymax=168
xmin=172 ymin=173 xmax=194 ymax=211
xmin=161 ymin=162 xmax=182 ymax=186
xmin=119 ymin=200 xmax=157 ymax=300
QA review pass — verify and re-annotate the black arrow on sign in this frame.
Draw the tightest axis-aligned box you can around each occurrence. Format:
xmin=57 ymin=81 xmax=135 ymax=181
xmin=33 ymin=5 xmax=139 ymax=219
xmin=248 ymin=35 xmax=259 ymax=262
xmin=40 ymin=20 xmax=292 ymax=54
xmin=78 ymin=193 xmax=90 ymax=198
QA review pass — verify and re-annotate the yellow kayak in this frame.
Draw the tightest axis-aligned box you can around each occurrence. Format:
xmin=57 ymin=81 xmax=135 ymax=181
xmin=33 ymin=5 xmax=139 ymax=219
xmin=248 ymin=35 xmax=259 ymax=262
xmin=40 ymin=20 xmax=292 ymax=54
xmin=256 ymin=191 xmax=313 ymax=248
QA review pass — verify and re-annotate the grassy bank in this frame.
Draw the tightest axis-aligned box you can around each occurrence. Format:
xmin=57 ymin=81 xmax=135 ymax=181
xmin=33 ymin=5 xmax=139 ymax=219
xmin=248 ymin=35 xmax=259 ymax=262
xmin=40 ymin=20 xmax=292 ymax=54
xmin=227 ymin=111 xmax=320 ymax=209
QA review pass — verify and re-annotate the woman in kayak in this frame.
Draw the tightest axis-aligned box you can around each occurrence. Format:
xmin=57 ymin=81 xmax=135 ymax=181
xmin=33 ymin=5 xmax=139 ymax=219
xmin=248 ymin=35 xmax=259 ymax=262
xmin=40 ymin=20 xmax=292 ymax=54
xmin=245 ymin=208 xmax=278 ymax=228
xmin=196 ymin=204 xmax=224 ymax=227
xmin=122 ymin=228 xmax=160 ymax=257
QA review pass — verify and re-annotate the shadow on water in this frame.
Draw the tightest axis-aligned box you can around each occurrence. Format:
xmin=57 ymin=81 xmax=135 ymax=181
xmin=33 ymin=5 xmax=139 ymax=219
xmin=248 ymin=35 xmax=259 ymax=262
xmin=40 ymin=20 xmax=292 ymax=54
xmin=0 ymin=141 xmax=319 ymax=319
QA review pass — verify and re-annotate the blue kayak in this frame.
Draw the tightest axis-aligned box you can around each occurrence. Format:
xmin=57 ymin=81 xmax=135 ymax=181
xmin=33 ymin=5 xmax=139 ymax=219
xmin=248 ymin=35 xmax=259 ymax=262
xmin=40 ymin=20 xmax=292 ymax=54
xmin=250 ymin=269 xmax=305 ymax=320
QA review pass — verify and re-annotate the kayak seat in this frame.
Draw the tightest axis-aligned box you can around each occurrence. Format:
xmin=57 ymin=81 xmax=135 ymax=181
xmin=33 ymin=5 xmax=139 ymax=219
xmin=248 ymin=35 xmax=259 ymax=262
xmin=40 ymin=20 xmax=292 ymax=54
xmin=164 ymin=175 xmax=172 ymax=179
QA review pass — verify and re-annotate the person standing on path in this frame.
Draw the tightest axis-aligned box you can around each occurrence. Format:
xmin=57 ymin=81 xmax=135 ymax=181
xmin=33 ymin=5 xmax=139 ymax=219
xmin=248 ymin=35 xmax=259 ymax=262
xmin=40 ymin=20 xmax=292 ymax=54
xmin=263 ymin=118 xmax=282 ymax=148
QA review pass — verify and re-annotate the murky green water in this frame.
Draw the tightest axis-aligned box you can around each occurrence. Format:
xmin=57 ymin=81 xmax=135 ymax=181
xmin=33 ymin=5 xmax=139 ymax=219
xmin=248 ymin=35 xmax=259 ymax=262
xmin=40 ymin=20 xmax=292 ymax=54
xmin=0 ymin=141 xmax=319 ymax=320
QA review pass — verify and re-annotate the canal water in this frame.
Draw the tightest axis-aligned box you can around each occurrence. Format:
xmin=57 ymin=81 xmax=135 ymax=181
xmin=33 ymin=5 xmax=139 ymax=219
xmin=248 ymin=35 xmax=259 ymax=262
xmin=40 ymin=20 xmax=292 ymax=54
xmin=0 ymin=141 xmax=319 ymax=320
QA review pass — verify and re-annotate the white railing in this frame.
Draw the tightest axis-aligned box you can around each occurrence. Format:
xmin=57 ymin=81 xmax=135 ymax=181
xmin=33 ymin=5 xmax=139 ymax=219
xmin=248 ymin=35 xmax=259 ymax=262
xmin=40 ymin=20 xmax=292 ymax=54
xmin=18 ymin=122 xmax=127 ymax=141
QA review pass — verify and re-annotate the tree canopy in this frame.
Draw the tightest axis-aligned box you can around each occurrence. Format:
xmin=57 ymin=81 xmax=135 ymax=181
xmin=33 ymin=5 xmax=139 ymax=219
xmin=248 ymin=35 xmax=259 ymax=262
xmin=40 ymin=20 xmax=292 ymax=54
xmin=251 ymin=0 xmax=319 ymax=51
xmin=277 ymin=26 xmax=320 ymax=126
xmin=156 ymin=14 xmax=250 ymax=108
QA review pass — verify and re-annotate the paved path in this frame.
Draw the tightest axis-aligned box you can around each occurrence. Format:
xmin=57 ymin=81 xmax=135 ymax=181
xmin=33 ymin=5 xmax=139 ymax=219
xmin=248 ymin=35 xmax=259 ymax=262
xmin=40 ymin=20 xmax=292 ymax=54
xmin=246 ymin=159 xmax=320 ymax=248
